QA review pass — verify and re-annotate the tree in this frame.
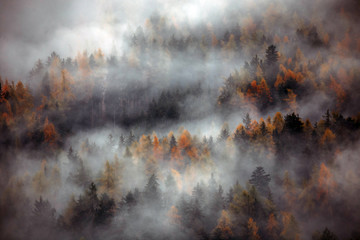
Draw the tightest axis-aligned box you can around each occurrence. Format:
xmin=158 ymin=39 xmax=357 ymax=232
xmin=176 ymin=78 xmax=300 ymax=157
xmin=322 ymin=109 xmax=332 ymax=129
xmin=164 ymin=173 xmax=178 ymax=207
xmin=211 ymin=210 xmax=233 ymax=240
xmin=107 ymin=134 xmax=115 ymax=147
xmin=234 ymin=124 xmax=248 ymax=148
xmin=95 ymin=193 xmax=115 ymax=225
xmin=243 ymin=113 xmax=252 ymax=130
xmin=282 ymin=171 xmax=297 ymax=209
xmin=122 ymin=191 xmax=137 ymax=212
xmin=99 ymin=160 xmax=115 ymax=196
xmin=71 ymin=182 xmax=100 ymax=228
xmin=169 ymin=134 xmax=177 ymax=154
xmin=31 ymin=197 xmax=56 ymax=238
xmin=265 ymin=45 xmax=279 ymax=67
xmin=188 ymin=198 xmax=203 ymax=228
xmin=247 ymin=218 xmax=261 ymax=240
xmin=144 ymin=173 xmax=161 ymax=205
xmin=50 ymin=164 xmax=61 ymax=189
xmin=312 ymin=227 xmax=338 ymax=240
xmin=230 ymin=189 xmax=256 ymax=218
xmin=32 ymin=196 xmax=56 ymax=227
xmin=153 ymin=134 xmax=163 ymax=160
xmin=266 ymin=213 xmax=280 ymax=240
xmin=124 ymin=146 xmax=132 ymax=159
xmin=320 ymin=128 xmax=335 ymax=147
xmin=218 ymin=123 xmax=230 ymax=142
xmin=51 ymin=69 xmax=74 ymax=105
xmin=168 ymin=205 xmax=182 ymax=225
xmin=43 ymin=117 xmax=58 ymax=147
xmin=15 ymin=81 xmax=33 ymax=115
xmin=67 ymin=146 xmax=79 ymax=162
xmin=249 ymin=166 xmax=271 ymax=196
xmin=68 ymin=159 xmax=91 ymax=188
xmin=209 ymin=184 xmax=225 ymax=228
xmin=273 ymin=112 xmax=284 ymax=134
xmin=32 ymin=160 xmax=49 ymax=194
xmin=127 ymin=130 xmax=136 ymax=146
xmin=118 ymin=134 xmax=125 ymax=149
xmin=280 ymin=211 xmax=300 ymax=240
xmin=284 ymin=113 xmax=303 ymax=134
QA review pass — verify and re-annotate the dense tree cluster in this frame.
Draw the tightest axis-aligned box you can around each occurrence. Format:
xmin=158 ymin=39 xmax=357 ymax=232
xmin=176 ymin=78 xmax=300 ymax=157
xmin=1 ymin=109 xmax=360 ymax=239
xmin=1 ymin=0 xmax=360 ymax=239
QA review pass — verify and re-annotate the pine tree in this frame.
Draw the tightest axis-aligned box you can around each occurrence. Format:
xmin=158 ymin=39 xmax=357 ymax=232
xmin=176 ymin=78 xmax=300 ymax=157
xmin=265 ymin=45 xmax=279 ymax=67
xmin=284 ymin=112 xmax=303 ymax=134
xmin=118 ymin=134 xmax=125 ymax=149
xmin=127 ymin=130 xmax=136 ymax=146
xmin=68 ymin=159 xmax=91 ymax=188
xmin=95 ymin=193 xmax=115 ymax=225
xmin=32 ymin=196 xmax=56 ymax=227
xmin=249 ymin=166 xmax=271 ymax=196
xmin=218 ymin=123 xmax=230 ymax=142
xmin=169 ymin=134 xmax=177 ymax=154
xmin=164 ymin=174 xmax=178 ymax=207
xmin=144 ymin=173 xmax=161 ymax=206
xmin=243 ymin=113 xmax=252 ymax=130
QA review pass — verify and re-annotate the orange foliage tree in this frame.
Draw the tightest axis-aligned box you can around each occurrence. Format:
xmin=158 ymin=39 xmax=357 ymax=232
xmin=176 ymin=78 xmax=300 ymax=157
xmin=43 ymin=117 xmax=57 ymax=147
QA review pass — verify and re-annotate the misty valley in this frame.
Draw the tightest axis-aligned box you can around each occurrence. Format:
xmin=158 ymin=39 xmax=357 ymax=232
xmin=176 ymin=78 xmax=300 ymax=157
xmin=1 ymin=0 xmax=360 ymax=240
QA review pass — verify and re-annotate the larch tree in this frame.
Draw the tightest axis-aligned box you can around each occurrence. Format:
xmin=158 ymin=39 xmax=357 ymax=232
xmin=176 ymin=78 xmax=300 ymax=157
xmin=282 ymin=171 xmax=297 ymax=209
xmin=99 ymin=160 xmax=115 ymax=197
xmin=211 ymin=210 xmax=233 ymax=240
xmin=280 ymin=211 xmax=300 ymax=240
xmin=43 ymin=117 xmax=57 ymax=147
xmin=32 ymin=160 xmax=49 ymax=195
xmin=273 ymin=112 xmax=284 ymax=134
xmin=50 ymin=164 xmax=61 ymax=190
xmin=153 ymin=134 xmax=164 ymax=160
xmin=168 ymin=205 xmax=182 ymax=226
xmin=266 ymin=213 xmax=280 ymax=240
xmin=247 ymin=218 xmax=261 ymax=240
xmin=15 ymin=81 xmax=33 ymax=115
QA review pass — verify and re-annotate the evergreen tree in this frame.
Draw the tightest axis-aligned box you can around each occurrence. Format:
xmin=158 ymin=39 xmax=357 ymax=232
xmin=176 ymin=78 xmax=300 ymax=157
xmin=68 ymin=159 xmax=91 ymax=188
xmin=265 ymin=45 xmax=279 ymax=67
xmin=249 ymin=166 xmax=271 ymax=196
xmin=32 ymin=196 xmax=56 ymax=227
xmin=284 ymin=112 xmax=303 ymax=134
xmin=144 ymin=173 xmax=161 ymax=206
xmin=127 ymin=130 xmax=136 ymax=146
xmin=243 ymin=113 xmax=252 ymax=130
xmin=218 ymin=123 xmax=230 ymax=142
xmin=170 ymin=134 xmax=177 ymax=151
xmin=95 ymin=193 xmax=115 ymax=225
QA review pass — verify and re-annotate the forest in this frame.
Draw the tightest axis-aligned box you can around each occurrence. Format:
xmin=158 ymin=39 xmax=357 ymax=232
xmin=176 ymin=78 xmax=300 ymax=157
xmin=0 ymin=0 xmax=360 ymax=239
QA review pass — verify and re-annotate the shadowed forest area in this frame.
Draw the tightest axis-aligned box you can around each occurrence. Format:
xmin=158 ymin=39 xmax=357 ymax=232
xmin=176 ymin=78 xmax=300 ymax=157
xmin=1 ymin=0 xmax=360 ymax=239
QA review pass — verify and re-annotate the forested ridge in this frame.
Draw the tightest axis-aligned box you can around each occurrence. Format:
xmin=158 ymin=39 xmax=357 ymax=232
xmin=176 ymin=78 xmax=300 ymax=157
xmin=1 ymin=0 xmax=360 ymax=239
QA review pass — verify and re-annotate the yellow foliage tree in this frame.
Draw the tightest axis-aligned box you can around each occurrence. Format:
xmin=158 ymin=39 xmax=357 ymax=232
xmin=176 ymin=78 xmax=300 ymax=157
xmin=248 ymin=217 xmax=261 ymax=240
xmin=168 ymin=205 xmax=181 ymax=225
xmin=32 ymin=160 xmax=49 ymax=194
xmin=211 ymin=210 xmax=233 ymax=240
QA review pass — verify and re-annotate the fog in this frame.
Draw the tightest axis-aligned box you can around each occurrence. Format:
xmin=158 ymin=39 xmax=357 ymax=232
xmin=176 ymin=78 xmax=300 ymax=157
xmin=0 ymin=0 xmax=360 ymax=239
